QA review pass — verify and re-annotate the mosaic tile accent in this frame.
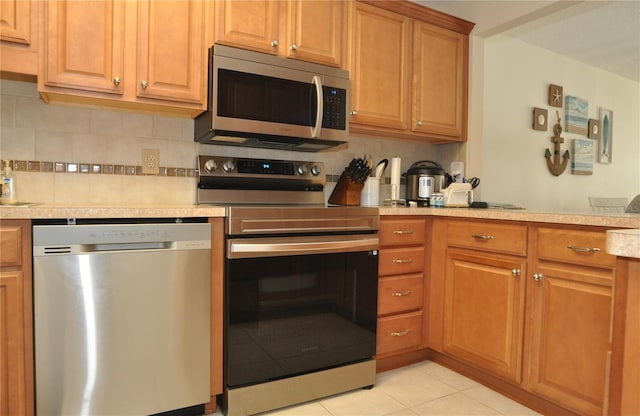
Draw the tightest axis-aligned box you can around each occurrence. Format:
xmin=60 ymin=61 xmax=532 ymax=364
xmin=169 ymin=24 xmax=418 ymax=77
xmin=1 ymin=160 xmax=197 ymax=178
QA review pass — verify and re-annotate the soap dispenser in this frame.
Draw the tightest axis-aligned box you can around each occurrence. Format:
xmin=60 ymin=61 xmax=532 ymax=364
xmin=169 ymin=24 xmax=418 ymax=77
xmin=1 ymin=161 xmax=16 ymax=205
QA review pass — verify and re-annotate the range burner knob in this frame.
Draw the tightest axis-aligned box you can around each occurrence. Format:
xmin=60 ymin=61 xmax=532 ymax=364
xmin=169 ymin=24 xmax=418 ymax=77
xmin=203 ymin=159 xmax=217 ymax=173
xmin=296 ymin=164 xmax=308 ymax=175
xmin=222 ymin=160 xmax=236 ymax=173
xmin=310 ymin=165 xmax=321 ymax=176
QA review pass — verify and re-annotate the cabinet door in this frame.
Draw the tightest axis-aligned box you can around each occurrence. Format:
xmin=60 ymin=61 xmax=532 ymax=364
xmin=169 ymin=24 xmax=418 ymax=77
xmin=348 ymin=2 xmax=410 ymax=130
xmin=443 ymin=248 xmax=526 ymax=382
xmin=527 ymin=265 xmax=612 ymax=416
xmin=43 ymin=0 xmax=125 ymax=94
xmin=0 ymin=271 xmax=28 ymax=416
xmin=0 ymin=0 xmax=39 ymax=75
xmin=214 ymin=0 xmax=279 ymax=54
xmin=284 ymin=0 xmax=343 ymax=67
xmin=412 ymin=21 xmax=466 ymax=139
xmin=1 ymin=0 xmax=30 ymax=44
xmin=137 ymin=0 xmax=204 ymax=104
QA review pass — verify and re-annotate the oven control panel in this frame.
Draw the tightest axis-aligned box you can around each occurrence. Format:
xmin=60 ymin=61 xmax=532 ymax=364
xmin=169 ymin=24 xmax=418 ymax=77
xmin=198 ymin=156 xmax=324 ymax=180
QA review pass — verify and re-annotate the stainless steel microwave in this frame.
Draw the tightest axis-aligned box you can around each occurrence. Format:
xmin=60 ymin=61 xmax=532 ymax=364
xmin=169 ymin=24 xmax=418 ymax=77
xmin=194 ymin=45 xmax=349 ymax=152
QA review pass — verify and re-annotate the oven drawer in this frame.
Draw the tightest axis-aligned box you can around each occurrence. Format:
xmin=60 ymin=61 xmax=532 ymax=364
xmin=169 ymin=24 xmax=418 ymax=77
xmin=378 ymin=274 xmax=423 ymax=316
xmin=379 ymin=247 xmax=425 ymax=276
xmin=377 ymin=311 xmax=423 ymax=355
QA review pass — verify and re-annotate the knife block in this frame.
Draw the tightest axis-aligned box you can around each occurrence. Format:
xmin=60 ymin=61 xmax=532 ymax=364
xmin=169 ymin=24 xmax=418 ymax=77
xmin=328 ymin=172 xmax=365 ymax=206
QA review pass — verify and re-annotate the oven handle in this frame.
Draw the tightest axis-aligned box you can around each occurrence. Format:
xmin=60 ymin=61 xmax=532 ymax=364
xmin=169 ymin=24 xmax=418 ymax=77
xmin=227 ymin=235 xmax=379 ymax=259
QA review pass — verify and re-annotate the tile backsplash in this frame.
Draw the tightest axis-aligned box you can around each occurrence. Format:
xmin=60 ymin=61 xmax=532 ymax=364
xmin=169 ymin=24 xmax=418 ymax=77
xmin=1 ymin=79 xmax=463 ymax=205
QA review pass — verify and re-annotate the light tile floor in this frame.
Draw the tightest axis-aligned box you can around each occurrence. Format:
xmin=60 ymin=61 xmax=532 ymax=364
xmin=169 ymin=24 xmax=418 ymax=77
xmin=213 ymin=360 xmax=542 ymax=416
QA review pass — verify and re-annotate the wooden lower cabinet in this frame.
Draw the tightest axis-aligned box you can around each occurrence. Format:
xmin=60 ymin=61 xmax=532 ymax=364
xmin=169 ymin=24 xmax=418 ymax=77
xmin=526 ymin=225 xmax=615 ymax=416
xmin=376 ymin=217 xmax=429 ymax=370
xmin=0 ymin=220 xmax=34 ymax=416
xmin=443 ymin=248 xmax=526 ymax=383
xmin=430 ymin=219 xmax=615 ymax=416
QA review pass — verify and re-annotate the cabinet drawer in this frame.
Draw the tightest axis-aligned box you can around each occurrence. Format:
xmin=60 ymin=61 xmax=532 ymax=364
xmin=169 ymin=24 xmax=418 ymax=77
xmin=447 ymin=220 xmax=527 ymax=256
xmin=0 ymin=226 xmax=23 ymax=267
xmin=379 ymin=247 xmax=425 ymax=276
xmin=377 ymin=311 xmax=423 ymax=355
xmin=380 ymin=218 xmax=426 ymax=246
xmin=536 ymin=227 xmax=616 ymax=268
xmin=378 ymin=274 xmax=423 ymax=316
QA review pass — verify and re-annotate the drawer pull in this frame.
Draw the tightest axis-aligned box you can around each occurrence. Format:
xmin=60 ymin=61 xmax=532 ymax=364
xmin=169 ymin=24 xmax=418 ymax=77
xmin=393 ymin=230 xmax=414 ymax=235
xmin=567 ymin=244 xmax=601 ymax=253
xmin=390 ymin=329 xmax=411 ymax=337
xmin=392 ymin=291 xmax=413 ymax=297
xmin=392 ymin=258 xmax=413 ymax=264
xmin=472 ymin=234 xmax=494 ymax=240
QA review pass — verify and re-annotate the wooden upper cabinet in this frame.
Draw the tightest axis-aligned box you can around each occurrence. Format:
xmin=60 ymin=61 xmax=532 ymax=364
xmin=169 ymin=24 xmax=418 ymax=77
xmin=137 ymin=0 xmax=204 ymax=103
xmin=214 ymin=0 xmax=344 ymax=67
xmin=214 ymin=0 xmax=280 ymax=55
xmin=1 ymin=0 xmax=31 ymax=44
xmin=1 ymin=0 xmax=39 ymax=75
xmin=412 ymin=21 xmax=466 ymax=139
xmin=348 ymin=1 xmax=411 ymax=130
xmin=348 ymin=0 xmax=474 ymax=143
xmin=42 ymin=0 xmax=125 ymax=94
xmin=283 ymin=0 xmax=344 ymax=67
xmin=39 ymin=0 xmax=209 ymax=115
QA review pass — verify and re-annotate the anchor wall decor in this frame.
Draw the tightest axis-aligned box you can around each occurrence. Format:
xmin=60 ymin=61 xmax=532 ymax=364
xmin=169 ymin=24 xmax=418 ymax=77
xmin=545 ymin=111 xmax=570 ymax=176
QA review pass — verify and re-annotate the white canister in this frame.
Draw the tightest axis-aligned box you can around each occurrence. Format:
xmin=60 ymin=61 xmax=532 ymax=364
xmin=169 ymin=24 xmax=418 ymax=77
xmin=360 ymin=177 xmax=380 ymax=207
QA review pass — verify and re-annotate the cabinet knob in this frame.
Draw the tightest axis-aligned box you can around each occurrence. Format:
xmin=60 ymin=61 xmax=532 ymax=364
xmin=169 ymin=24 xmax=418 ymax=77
xmin=416 ymin=120 xmax=423 ymax=127
xmin=290 ymin=43 xmax=297 ymax=51
xmin=113 ymin=77 xmax=121 ymax=86
xmin=511 ymin=269 xmax=521 ymax=277
xmin=141 ymin=81 xmax=149 ymax=89
xmin=271 ymin=40 xmax=279 ymax=47
xmin=350 ymin=111 xmax=358 ymax=116
xmin=533 ymin=273 xmax=544 ymax=282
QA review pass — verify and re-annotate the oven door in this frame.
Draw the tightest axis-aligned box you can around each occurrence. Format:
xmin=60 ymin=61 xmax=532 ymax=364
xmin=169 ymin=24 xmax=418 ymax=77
xmin=225 ymin=235 xmax=378 ymax=388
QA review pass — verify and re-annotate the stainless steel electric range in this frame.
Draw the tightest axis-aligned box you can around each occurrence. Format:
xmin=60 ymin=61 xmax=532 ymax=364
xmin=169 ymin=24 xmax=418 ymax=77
xmin=197 ymin=155 xmax=379 ymax=416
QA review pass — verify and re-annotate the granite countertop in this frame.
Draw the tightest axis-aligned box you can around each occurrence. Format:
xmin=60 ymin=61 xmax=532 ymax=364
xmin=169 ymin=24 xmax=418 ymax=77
xmin=0 ymin=203 xmax=226 ymax=219
xmin=2 ymin=203 xmax=640 ymax=229
xmin=379 ymin=206 xmax=640 ymax=228
xmin=606 ymin=229 xmax=640 ymax=259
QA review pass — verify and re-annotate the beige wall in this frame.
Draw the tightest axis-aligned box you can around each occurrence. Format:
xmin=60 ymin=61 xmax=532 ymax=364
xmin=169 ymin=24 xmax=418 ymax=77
xmin=1 ymin=79 xmax=460 ymax=205
xmin=467 ymin=35 xmax=640 ymax=212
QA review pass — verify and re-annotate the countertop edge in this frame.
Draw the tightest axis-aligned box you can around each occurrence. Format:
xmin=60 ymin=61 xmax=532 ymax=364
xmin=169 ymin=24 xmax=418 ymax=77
xmin=606 ymin=229 xmax=640 ymax=259
xmin=2 ymin=205 xmax=640 ymax=229
xmin=0 ymin=205 xmax=227 ymax=219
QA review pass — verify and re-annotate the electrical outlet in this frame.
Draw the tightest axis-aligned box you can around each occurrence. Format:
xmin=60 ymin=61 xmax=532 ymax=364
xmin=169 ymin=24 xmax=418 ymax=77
xmin=142 ymin=149 xmax=160 ymax=175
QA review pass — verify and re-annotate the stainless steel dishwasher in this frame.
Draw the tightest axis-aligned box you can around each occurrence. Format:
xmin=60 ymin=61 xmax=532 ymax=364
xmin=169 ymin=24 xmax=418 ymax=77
xmin=32 ymin=219 xmax=211 ymax=416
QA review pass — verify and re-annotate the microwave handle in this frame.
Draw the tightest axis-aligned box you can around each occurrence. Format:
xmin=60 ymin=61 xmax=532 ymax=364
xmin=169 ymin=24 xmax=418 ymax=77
xmin=312 ymin=75 xmax=323 ymax=138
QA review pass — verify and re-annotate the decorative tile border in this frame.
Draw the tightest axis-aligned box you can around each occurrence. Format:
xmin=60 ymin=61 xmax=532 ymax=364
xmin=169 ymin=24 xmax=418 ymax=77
xmin=1 ymin=160 xmax=197 ymax=177
xmin=2 ymin=161 xmax=400 ymax=183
